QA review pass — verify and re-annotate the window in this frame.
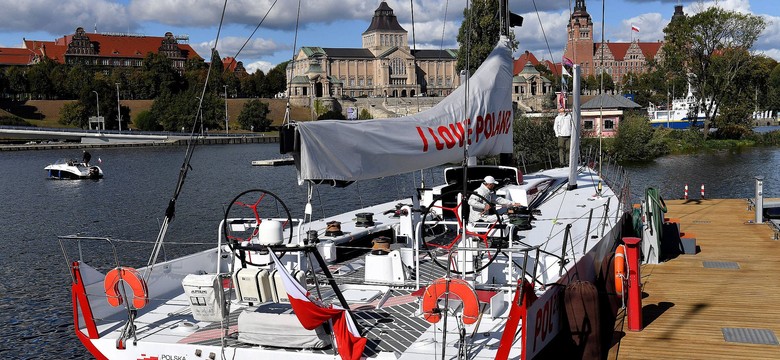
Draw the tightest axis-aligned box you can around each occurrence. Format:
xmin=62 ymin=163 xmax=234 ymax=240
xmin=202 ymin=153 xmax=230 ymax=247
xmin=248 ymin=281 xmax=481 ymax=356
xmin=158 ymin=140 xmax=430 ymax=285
xmin=367 ymin=78 xmax=373 ymax=86
xmin=604 ymin=119 xmax=615 ymax=130
xmin=359 ymin=78 xmax=364 ymax=86
xmin=584 ymin=120 xmax=594 ymax=130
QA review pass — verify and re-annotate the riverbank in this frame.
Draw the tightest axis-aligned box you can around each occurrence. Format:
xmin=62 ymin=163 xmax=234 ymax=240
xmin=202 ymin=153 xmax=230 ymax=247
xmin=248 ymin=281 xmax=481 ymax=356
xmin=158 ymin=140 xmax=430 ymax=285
xmin=0 ymin=134 xmax=279 ymax=151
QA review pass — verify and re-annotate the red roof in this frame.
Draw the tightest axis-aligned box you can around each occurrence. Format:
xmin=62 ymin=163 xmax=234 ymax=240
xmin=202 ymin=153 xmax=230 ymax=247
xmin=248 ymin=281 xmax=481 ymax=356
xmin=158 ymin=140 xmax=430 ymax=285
xmin=18 ymin=31 xmax=201 ymax=65
xmin=222 ymin=57 xmax=241 ymax=72
xmin=0 ymin=47 xmax=37 ymax=65
xmin=594 ymin=41 xmax=663 ymax=61
xmin=545 ymin=60 xmax=563 ymax=77
xmin=637 ymin=42 xmax=663 ymax=59
xmin=514 ymin=51 xmax=540 ymax=75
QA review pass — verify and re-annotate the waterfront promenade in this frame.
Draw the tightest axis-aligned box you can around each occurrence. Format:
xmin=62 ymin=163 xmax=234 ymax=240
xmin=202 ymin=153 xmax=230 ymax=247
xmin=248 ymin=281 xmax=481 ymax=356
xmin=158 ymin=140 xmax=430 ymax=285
xmin=609 ymin=199 xmax=780 ymax=359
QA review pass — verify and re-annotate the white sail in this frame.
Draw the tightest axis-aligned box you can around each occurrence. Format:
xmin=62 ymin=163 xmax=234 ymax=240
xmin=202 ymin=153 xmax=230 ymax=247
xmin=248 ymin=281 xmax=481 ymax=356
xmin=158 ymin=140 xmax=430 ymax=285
xmin=294 ymin=36 xmax=514 ymax=182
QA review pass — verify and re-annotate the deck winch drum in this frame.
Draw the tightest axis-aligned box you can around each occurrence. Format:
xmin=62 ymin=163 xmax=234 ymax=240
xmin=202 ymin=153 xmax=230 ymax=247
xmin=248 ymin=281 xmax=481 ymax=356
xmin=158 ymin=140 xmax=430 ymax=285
xmin=325 ymin=221 xmax=343 ymax=236
xmin=355 ymin=212 xmax=375 ymax=227
xmin=256 ymin=219 xmax=283 ymax=245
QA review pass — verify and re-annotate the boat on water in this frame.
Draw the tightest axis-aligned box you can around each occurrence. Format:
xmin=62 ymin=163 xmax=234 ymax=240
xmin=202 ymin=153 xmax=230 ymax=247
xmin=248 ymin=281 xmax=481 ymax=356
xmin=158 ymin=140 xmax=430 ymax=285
xmin=57 ymin=4 xmax=634 ymax=360
xmin=647 ymin=83 xmax=716 ymax=129
xmin=45 ymin=158 xmax=103 ymax=179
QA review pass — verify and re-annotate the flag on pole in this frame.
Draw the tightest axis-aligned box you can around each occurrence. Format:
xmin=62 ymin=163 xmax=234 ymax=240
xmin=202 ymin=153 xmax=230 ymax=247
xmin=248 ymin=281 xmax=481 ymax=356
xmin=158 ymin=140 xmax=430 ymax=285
xmin=631 ymin=24 xmax=640 ymax=32
xmin=561 ymin=65 xmax=571 ymax=78
xmin=269 ymin=251 xmax=366 ymax=360
xmin=562 ymin=56 xmax=573 ymax=67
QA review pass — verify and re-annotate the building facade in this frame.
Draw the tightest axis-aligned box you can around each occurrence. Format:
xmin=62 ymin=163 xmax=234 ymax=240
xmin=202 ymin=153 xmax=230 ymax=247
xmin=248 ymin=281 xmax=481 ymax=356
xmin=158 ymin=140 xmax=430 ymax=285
xmin=562 ymin=0 xmax=669 ymax=86
xmin=286 ymin=2 xmax=459 ymax=107
xmin=0 ymin=27 xmax=201 ymax=70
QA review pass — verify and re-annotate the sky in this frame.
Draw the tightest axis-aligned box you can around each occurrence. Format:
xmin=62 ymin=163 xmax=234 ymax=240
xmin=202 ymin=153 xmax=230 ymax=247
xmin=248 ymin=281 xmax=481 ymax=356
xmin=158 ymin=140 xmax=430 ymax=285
xmin=0 ymin=0 xmax=778 ymax=74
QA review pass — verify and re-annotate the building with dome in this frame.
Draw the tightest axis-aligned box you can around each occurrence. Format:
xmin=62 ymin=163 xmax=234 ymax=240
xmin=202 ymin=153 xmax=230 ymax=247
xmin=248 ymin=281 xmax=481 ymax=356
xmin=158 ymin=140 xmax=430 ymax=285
xmin=286 ymin=2 xmax=459 ymax=108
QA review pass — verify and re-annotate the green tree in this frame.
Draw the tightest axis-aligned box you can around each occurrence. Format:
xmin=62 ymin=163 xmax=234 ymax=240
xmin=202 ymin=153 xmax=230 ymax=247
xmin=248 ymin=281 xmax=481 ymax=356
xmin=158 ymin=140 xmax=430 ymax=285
xmin=237 ymin=99 xmax=271 ymax=131
xmin=768 ymin=64 xmax=780 ymax=111
xmin=6 ymin=66 xmax=28 ymax=100
xmin=133 ymin=110 xmax=160 ymax=131
xmin=318 ymin=110 xmax=345 ymax=120
xmin=59 ymin=101 xmax=88 ymax=128
xmin=27 ymin=58 xmax=59 ymax=99
xmin=265 ymin=61 xmax=289 ymax=96
xmin=662 ymin=6 xmax=766 ymax=138
xmin=455 ymin=0 xmax=517 ymax=74
xmin=358 ymin=108 xmax=373 ymax=119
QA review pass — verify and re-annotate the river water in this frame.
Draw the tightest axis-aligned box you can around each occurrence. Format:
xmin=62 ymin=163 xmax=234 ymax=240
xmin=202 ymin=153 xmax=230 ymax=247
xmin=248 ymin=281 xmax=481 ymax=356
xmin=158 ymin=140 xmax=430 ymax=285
xmin=0 ymin=143 xmax=778 ymax=359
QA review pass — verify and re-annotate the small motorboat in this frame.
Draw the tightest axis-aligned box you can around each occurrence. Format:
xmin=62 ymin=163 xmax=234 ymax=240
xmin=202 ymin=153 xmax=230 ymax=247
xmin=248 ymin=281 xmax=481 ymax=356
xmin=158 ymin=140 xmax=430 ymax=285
xmin=44 ymin=159 xmax=104 ymax=179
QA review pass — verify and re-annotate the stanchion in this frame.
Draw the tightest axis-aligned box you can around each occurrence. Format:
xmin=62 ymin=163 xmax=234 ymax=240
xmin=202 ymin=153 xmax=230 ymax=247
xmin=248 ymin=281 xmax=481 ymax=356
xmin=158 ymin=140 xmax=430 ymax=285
xmin=700 ymin=184 xmax=705 ymax=199
xmin=623 ymin=237 xmax=643 ymax=331
xmin=684 ymin=184 xmax=688 ymax=200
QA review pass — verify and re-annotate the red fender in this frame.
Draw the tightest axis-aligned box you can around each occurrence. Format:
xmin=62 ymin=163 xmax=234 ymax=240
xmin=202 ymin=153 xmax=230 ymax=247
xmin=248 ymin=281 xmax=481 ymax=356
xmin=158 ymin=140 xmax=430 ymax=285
xmin=104 ymin=267 xmax=149 ymax=309
xmin=422 ymin=278 xmax=481 ymax=325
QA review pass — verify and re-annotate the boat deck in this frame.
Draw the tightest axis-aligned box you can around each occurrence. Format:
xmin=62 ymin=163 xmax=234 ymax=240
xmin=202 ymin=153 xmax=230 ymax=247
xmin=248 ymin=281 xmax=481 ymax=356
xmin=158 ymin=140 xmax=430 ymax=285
xmin=609 ymin=198 xmax=780 ymax=359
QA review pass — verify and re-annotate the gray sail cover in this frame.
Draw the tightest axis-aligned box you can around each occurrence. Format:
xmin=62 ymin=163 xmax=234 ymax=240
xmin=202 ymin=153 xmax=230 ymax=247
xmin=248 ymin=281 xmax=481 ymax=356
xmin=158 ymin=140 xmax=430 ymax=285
xmin=294 ymin=37 xmax=514 ymax=182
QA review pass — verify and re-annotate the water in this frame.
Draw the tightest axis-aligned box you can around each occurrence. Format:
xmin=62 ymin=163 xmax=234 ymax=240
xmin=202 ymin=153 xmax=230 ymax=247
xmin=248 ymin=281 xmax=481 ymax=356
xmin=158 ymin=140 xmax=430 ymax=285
xmin=1 ymin=143 xmax=779 ymax=358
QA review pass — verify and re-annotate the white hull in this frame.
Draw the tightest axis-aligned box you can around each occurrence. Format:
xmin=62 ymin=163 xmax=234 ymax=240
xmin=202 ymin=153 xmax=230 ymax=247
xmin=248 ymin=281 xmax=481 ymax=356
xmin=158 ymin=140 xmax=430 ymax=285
xmin=63 ymin=164 xmax=628 ymax=360
xmin=45 ymin=159 xmax=103 ymax=179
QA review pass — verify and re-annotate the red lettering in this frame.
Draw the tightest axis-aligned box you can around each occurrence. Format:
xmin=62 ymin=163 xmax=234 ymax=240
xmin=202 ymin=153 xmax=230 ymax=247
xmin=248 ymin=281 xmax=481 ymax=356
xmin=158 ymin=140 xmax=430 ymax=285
xmin=475 ymin=115 xmax=484 ymax=142
xmin=416 ymin=126 xmax=429 ymax=152
xmin=438 ymin=126 xmax=456 ymax=149
xmin=484 ymin=113 xmax=493 ymax=139
xmin=534 ymin=308 xmax=543 ymax=350
xmin=427 ymin=127 xmax=444 ymax=150
xmin=449 ymin=122 xmax=465 ymax=147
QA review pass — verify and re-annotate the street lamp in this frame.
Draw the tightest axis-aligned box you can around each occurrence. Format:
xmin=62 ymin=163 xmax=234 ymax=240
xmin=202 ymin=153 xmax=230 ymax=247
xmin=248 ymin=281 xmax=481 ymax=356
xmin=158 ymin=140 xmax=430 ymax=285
xmin=115 ymin=83 xmax=122 ymax=131
xmin=223 ymin=85 xmax=229 ymax=134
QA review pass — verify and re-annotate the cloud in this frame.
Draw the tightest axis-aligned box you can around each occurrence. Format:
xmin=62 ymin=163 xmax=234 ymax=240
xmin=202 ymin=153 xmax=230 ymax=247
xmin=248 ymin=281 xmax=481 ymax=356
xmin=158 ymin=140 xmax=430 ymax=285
xmin=244 ymin=60 xmax=274 ymax=74
xmin=0 ymin=0 xmax=137 ymax=36
xmin=615 ymin=13 xmax=666 ymax=43
xmin=194 ymin=36 xmax=289 ymax=60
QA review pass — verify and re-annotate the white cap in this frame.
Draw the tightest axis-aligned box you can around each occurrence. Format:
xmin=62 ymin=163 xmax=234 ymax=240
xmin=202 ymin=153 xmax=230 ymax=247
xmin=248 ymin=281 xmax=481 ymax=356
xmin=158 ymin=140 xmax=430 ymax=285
xmin=484 ymin=176 xmax=499 ymax=185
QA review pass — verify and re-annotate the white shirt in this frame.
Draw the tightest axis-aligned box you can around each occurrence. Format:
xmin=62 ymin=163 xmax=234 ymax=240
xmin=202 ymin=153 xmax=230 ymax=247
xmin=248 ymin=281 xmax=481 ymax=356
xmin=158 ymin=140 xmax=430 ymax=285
xmin=554 ymin=113 xmax=573 ymax=137
xmin=468 ymin=183 xmax=512 ymax=223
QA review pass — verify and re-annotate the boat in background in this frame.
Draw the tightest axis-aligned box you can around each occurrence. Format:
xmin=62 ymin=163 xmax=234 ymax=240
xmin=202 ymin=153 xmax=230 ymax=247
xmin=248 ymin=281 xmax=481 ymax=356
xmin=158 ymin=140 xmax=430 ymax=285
xmin=45 ymin=159 xmax=103 ymax=179
xmin=647 ymin=82 xmax=716 ymax=129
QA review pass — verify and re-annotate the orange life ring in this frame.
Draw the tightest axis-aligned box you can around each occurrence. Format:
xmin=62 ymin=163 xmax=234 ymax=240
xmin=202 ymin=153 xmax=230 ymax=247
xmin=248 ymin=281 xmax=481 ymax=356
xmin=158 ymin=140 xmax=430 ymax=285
xmin=104 ymin=267 xmax=149 ymax=309
xmin=422 ymin=278 xmax=481 ymax=325
xmin=614 ymin=245 xmax=627 ymax=297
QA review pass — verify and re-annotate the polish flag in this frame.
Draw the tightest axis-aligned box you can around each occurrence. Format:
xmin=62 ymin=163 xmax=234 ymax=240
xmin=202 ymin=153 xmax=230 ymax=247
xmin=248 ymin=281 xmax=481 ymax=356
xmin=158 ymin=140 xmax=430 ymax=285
xmin=270 ymin=251 xmax=366 ymax=360
xmin=631 ymin=24 xmax=640 ymax=32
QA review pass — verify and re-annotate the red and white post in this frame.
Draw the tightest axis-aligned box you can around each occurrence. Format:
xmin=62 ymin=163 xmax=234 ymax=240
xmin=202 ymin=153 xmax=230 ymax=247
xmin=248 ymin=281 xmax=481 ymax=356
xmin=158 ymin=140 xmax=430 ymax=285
xmin=700 ymin=184 xmax=705 ymax=199
xmin=684 ymin=184 xmax=688 ymax=200
xmin=623 ymin=237 xmax=643 ymax=331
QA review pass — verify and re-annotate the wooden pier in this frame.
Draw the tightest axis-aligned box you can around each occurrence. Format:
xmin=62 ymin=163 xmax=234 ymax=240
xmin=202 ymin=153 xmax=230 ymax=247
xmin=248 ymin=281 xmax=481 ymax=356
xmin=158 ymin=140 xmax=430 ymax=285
xmin=609 ymin=199 xmax=780 ymax=359
xmin=251 ymin=158 xmax=294 ymax=166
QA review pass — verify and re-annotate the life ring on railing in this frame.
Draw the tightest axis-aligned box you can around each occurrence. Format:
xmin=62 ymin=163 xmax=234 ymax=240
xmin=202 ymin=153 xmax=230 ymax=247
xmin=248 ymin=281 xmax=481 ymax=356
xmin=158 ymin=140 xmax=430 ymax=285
xmin=104 ymin=267 xmax=149 ymax=309
xmin=422 ymin=278 xmax=480 ymax=325
xmin=614 ymin=245 xmax=627 ymax=297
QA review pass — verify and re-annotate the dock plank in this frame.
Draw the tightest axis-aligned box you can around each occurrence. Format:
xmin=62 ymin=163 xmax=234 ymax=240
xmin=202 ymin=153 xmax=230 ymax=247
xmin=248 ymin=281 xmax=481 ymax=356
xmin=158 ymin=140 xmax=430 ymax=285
xmin=609 ymin=199 xmax=780 ymax=360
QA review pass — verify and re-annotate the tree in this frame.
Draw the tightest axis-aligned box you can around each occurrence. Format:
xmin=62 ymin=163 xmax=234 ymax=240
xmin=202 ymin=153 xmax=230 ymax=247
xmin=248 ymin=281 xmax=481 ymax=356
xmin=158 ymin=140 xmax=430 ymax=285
xmin=662 ymin=6 xmax=766 ymax=138
xmin=133 ymin=110 xmax=160 ymax=131
xmin=358 ymin=108 xmax=373 ymax=120
xmin=265 ymin=61 xmax=289 ymax=96
xmin=456 ymin=0 xmax=517 ymax=74
xmin=318 ymin=110 xmax=345 ymax=120
xmin=59 ymin=101 xmax=88 ymax=128
xmin=768 ymin=64 xmax=780 ymax=111
xmin=237 ymin=99 xmax=271 ymax=131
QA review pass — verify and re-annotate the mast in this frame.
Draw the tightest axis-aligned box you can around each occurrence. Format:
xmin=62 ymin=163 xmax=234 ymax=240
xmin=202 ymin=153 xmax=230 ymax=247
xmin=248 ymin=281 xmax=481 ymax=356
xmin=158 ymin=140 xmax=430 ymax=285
xmin=568 ymin=65 xmax=581 ymax=190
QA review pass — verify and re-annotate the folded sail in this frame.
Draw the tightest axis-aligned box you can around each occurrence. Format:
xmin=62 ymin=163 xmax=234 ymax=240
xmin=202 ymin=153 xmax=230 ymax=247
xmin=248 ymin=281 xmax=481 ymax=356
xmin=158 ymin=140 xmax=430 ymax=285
xmin=294 ymin=37 xmax=514 ymax=182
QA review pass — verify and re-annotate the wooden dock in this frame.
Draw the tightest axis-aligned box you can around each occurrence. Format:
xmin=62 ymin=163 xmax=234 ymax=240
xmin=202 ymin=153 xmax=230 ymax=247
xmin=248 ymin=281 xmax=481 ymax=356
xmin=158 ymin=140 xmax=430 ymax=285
xmin=609 ymin=199 xmax=780 ymax=359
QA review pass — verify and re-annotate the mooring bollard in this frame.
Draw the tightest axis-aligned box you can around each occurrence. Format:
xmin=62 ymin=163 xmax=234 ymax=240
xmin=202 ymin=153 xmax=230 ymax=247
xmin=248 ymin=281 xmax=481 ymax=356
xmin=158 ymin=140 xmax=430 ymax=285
xmin=623 ymin=237 xmax=643 ymax=331
xmin=684 ymin=184 xmax=688 ymax=200
xmin=700 ymin=184 xmax=705 ymax=199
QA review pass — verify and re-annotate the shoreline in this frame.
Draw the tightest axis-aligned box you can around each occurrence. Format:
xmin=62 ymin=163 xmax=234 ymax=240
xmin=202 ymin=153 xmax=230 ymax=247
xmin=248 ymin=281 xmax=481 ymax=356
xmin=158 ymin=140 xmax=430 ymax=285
xmin=0 ymin=135 xmax=279 ymax=151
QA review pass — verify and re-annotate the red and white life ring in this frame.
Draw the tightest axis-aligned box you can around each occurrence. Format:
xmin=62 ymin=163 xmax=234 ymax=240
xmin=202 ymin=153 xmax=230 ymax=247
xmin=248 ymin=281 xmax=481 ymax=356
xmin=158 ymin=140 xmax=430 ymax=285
xmin=422 ymin=278 xmax=481 ymax=325
xmin=614 ymin=245 xmax=627 ymax=297
xmin=104 ymin=267 xmax=149 ymax=309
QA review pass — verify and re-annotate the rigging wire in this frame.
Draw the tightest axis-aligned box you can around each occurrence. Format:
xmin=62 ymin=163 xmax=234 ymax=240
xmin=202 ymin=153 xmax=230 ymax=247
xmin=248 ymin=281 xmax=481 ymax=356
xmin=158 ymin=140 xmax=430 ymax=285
xmin=225 ymin=0 xmax=280 ymax=71
xmin=282 ymin=0 xmax=303 ymax=127
xmin=144 ymin=0 xmax=230 ymax=280
xmin=531 ymin=0 xmax=559 ymax=78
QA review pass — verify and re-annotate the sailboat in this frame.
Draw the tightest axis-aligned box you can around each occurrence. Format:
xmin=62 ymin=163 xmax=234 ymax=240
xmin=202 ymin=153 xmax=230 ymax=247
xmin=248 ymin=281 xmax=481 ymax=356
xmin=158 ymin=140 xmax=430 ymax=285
xmin=58 ymin=2 xmax=632 ymax=360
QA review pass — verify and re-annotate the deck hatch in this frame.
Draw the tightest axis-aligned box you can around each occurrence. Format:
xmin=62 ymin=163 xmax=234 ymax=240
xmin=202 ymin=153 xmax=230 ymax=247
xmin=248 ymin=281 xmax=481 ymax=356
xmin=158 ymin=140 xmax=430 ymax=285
xmin=722 ymin=328 xmax=779 ymax=345
xmin=702 ymin=261 xmax=739 ymax=269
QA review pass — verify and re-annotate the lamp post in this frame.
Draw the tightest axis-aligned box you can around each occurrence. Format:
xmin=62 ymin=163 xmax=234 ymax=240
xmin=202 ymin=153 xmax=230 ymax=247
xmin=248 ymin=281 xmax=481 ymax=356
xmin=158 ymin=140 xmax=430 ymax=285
xmin=91 ymin=90 xmax=101 ymax=130
xmin=115 ymin=83 xmax=122 ymax=131
xmin=223 ymin=85 xmax=229 ymax=134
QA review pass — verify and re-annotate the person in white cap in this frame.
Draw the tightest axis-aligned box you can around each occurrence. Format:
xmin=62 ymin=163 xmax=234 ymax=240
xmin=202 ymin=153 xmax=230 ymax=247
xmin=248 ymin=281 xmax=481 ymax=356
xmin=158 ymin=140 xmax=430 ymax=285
xmin=468 ymin=176 xmax=521 ymax=223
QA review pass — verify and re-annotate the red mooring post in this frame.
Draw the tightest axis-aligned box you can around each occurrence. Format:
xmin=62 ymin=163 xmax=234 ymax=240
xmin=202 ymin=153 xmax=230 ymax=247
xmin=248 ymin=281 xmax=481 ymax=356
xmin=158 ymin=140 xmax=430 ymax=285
xmin=623 ymin=237 xmax=643 ymax=331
